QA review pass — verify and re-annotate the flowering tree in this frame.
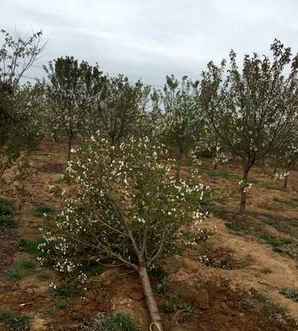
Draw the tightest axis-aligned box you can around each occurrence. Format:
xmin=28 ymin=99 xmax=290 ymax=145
xmin=194 ymin=127 xmax=230 ymax=169
xmin=0 ymin=29 xmax=44 ymax=178
xmin=200 ymin=40 xmax=298 ymax=213
xmin=43 ymin=57 xmax=106 ymax=160
xmin=0 ymin=83 xmax=43 ymax=180
xmin=158 ymin=75 xmax=204 ymax=178
xmin=0 ymin=29 xmax=43 ymax=90
xmin=272 ymin=125 xmax=298 ymax=189
xmin=39 ymin=134 xmax=208 ymax=330
xmin=94 ymin=75 xmax=147 ymax=145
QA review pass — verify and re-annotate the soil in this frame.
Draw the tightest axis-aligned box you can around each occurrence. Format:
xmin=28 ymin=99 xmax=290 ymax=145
xmin=1 ymin=143 xmax=298 ymax=330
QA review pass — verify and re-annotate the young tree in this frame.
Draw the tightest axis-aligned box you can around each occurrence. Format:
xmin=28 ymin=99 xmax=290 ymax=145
xmin=271 ymin=124 xmax=298 ymax=189
xmin=200 ymin=40 xmax=298 ymax=213
xmin=94 ymin=75 xmax=147 ymax=145
xmin=0 ymin=29 xmax=44 ymax=179
xmin=43 ymin=57 xmax=106 ymax=160
xmin=0 ymin=29 xmax=43 ymax=90
xmin=39 ymin=134 xmax=208 ymax=330
xmin=159 ymin=75 xmax=204 ymax=178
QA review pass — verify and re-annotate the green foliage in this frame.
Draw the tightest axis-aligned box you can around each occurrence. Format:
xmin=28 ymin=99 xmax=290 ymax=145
xmin=150 ymin=268 xmax=169 ymax=295
xmin=0 ymin=29 xmax=44 ymax=167
xmin=201 ymin=39 xmax=298 ymax=212
xmin=40 ymin=135 xmax=208 ymax=280
xmin=81 ymin=261 xmax=105 ymax=276
xmin=156 ymin=75 xmax=205 ymax=177
xmin=280 ymin=288 xmax=298 ymax=302
xmin=43 ymin=56 xmax=106 ymax=159
xmin=18 ymin=239 xmax=45 ymax=256
xmin=0 ymin=198 xmax=15 ymax=227
xmin=48 ymin=282 xmax=81 ymax=312
xmin=7 ymin=260 xmax=35 ymax=281
xmin=50 ymin=283 xmax=81 ymax=298
xmin=55 ymin=299 xmax=68 ymax=310
xmin=0 ymin=311 xmax=31 ymax=331
xmin=160 ymin=295 xmax=193 ymax=315
xmin=259 ymin=234 xmax=293 ymax=249
xmin=95 ymin=75 xmax=148 ymax=145
xmin=225 ymin=221 xmax=248 ymax=234
xmin=33 ymin=205 xmax=57 ymax=218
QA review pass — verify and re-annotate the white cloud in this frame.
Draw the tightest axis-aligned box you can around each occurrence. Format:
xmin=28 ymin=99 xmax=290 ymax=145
xmin=1 ymin=0 xmax=298 ymax=85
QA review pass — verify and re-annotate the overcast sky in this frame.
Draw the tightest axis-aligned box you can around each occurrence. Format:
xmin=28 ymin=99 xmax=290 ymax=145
xmin=1 ymin=0 xmax=298 ymax=86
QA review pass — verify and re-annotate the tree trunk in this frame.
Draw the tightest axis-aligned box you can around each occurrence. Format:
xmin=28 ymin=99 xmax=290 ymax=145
xmin=283 ymin=174 xmax=289 ymax=189
xmin=213 ymin=161 xmax=218 ymax=170
xmin=67 ymin=113 xmax=74 ymax=162
xmin=138 ymin=265 xmax=164 ymax=331
xmin=67 ymin=133 xmax=73 ymax=162
xmin=239 ymin=165 xmax=250 ymax=214
xmin=272 ymin=166 xmax=277 ymax=180
xmin=175 ymin=147 xmax=183 ymax=180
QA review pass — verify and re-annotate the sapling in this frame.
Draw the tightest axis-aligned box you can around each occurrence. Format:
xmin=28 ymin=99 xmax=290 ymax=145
xmin=158 ymin=75 xmax=204 ymax=178
xmin=39 ymin=133 xmax=208 ymax=330
xmin=200 ymin=40 xmax=298 ymax=213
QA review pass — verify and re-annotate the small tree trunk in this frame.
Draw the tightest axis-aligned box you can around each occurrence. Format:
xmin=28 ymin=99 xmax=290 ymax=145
xmin=272 ymin=166 xmax=277 ymax=180
xmin=139 ymin=265 xmax=164 ymax=331
xmin=175 ymin=145 xmax=184 ymax=180
xmin=283 ymin=174 xmax=289 ymax=189
xmin=239 ymin=165 xmax=250 ymax=214
xmin=67 ymin=132 xmax=73 ymax=162
xmin=175 ymin=153 xmax=182 ymax=180
xmin=67 ymin=113 xmax=74 ymax=162
xmin=239 ymin=186 xmax=246 ymax=214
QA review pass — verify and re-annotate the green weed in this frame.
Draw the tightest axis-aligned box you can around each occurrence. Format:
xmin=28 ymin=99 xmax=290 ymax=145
xmin=280 ymin=288 xmax=298 ymax=302
xmin=0 ymin=198 xmax=16 ymax=227
xmin=0 ymin=311 xmax=31 ymax=330
xmin=7 ymin=260 xmax=35 ymax=281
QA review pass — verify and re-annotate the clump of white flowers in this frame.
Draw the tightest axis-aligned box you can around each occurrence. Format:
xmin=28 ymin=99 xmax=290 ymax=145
xmin=238 ymin=179 xmax=253 ymax=193
xmin=274 ymin=171 xmax=290 ymax=181
xmin=213 ymin=144 xmax=229 ymax=168
xmin=39 ymin=133 xmax=209 ymax=284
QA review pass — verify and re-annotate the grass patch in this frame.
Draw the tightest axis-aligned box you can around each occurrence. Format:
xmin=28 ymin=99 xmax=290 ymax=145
xmin=33 ymin=204 xmax=57 ymax=218
xmin=160 ymin=295 xmax=194 ymax=315
xmin=242 ymin=292 xmax=291 ymax=324
xmin=7 ymin=260 xmax=35 ymax=281
xmin=206 ymin=169 xmax=241 ymax=181
xmin=225 ymin=217 xmax=298 ymax=261
xmin=258 ymin=234 xmax=293 ymax=249
xmin=272 ymin=197 xmax=298 ymax=210
xmin=84 ymin=312 xmax=140 ymax=331
xmin=50 ymin=283 xmax=81 ymax=299
xmin=0 ymin=311 xmax=31 ymax=330
xmin=0 ymin=198 xmax=16 ymax=227
xmin=18 ymin=239 xmax=45 ymax=256
xmin=55 ymin=299 xmax=69 ymax=310
xmin=272 ymin=242 xmax=298 ymax=260
xmin=49 ymin=283 xmax=81 ymax=311
xmin=224 ymin=221 xmax=252 ymax=236
xmin=280 ymin=288 xmax=298 ymax=303
xmin=257 ymin=180 xmax=281 ymax=191
xmin=258 ymin=214 xmax=298 ymax=239
xmin=209 ymin=204 xmax=233 ymax=219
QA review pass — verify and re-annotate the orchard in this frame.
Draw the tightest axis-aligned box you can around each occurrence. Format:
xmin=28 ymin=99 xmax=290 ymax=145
xmin=1 ymin=29 xmax=298 ymax=330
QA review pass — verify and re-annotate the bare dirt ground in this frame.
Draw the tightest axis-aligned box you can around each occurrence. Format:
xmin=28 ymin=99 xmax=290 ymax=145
xmin=1 ymin=142 xmax=298 ymax=330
